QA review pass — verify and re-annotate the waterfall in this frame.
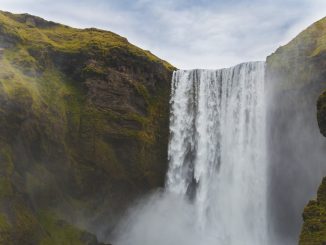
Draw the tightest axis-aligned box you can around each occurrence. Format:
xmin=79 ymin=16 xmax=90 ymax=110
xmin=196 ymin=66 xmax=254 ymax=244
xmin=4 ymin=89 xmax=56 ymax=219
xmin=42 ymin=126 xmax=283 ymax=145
xmin=166 ymin=61 xmax=267 ymax=244
xmin=114 ymin=61 xmax=268 ymax=245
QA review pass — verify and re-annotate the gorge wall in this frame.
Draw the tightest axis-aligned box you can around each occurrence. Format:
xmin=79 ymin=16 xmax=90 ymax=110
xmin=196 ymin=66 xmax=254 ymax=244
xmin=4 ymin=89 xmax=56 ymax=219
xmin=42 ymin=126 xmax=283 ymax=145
xmin=0 ymin=11 xmax=173 ymax=244
xmin=266 ymin=17 xmax=326 ymax=243
xmin=298 ymin=90 xmax=326 ymax=245
xmin=0 ymin=9 xmax=325 ymax=245
xmin=299 ymin=91 xmax=326 ymax=245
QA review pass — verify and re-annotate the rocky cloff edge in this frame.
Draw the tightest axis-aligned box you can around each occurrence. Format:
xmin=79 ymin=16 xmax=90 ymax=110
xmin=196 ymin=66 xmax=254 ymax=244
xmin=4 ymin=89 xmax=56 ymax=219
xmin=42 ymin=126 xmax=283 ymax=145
xmin=0 ymin=10 xmax=174 ymax=244
xmin=299 ymin=92 xmax=326 ymax=245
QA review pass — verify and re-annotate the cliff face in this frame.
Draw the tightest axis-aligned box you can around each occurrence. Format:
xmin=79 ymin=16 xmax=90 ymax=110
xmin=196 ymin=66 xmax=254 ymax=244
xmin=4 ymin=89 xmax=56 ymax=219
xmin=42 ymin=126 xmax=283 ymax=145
xmin=299 ymin=91 xmax=326 ymax=245
xmin=266 ymin=17 xmax=326 ymax=242
xmin=300 ymin=177 xmax=326 ymax=245
xmin=0 ymin=11 xmax=174 ymax=244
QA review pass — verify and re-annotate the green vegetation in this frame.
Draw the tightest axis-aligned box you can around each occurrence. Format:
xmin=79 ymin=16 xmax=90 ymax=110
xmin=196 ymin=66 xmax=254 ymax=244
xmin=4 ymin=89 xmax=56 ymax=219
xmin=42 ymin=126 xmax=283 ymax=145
xmin=299 ymin=92 xmax=326 ymax=244
xmin=267 ymin=17 xmax=326 ymax=91
xmin=266 ymin=16 xmax=326 ymax=244
xmin=0 ymin=213 xmax=11 ymax=245
xmin=0 ymin=11 xmax=173 ymax=70
xmin=0 ymin=10 xmax=174 ymax=244
xmin=299 ymin=178 xmax=326 ymax=245
xmin=38 ymin=211 xmax=99 ymax=245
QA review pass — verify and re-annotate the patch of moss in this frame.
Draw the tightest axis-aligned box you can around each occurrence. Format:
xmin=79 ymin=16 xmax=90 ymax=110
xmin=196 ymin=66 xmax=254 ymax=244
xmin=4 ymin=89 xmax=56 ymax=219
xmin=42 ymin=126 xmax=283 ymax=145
xmin=38 ymin=211 xmax=85 ymax=245
xmin=5 ymin=46 xmax=39 ymax=74
xmin=0 ymin=177 xmax=13 ymax=198
xmin=134 ymin=83 xmax=150 ymax=103
xmin=0 ymin=11 xmax=174 ymax=71
xmin=0 ymin=213 xmax=11 ymax=245
xmin=0 ymin=144 xmax=14 ymax=175
xmin=82 ymin=63 xmax=107 ymax=78
xmin=12 ymin=202 xmax=41 ymax=244
xmin=299 ymin=178 xmax=326 ymax=245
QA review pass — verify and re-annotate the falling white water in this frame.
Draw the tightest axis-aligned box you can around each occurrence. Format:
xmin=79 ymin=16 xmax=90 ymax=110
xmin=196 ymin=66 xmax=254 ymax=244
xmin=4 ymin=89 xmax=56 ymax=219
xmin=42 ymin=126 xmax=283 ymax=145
xmin=167 ymin=61 xmax=267 ymax=244
xmin=114 ymin=62 xmax=268 ymax=245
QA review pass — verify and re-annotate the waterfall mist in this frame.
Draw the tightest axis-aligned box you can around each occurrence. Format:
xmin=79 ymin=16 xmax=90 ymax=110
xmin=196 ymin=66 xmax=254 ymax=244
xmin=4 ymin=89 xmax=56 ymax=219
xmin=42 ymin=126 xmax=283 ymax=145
xmin=113 ymin=62 xmax=271 ymax=245
xmin=266 ymin=69 xmax=326 ymax=244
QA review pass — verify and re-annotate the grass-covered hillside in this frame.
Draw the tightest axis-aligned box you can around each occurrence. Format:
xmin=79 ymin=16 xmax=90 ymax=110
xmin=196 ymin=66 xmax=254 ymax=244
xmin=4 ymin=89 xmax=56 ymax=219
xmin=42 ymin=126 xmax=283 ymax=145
xmin=267 ymin=17 xmax=326 ymax=91
xmin=0 ymin=10 xmax=174 ymax=244
xmin=300 ymin=177 xmax=326 ymax=245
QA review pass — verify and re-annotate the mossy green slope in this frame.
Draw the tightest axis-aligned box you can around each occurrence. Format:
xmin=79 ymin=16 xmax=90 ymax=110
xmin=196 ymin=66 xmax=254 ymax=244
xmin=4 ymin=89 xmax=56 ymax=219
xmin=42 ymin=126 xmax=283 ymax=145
xmin=0 ymin=10 xmax=174 ymax=244
xmin=267 ymin=17 xmax=326 ymax=91
xmin=299 ymin=177 xmax=326 ymax=245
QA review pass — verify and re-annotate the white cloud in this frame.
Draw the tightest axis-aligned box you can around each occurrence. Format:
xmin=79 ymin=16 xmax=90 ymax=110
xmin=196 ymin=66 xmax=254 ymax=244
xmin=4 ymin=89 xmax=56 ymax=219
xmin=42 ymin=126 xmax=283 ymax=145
xmin=0 ymin=0 xmax=325 ymax=69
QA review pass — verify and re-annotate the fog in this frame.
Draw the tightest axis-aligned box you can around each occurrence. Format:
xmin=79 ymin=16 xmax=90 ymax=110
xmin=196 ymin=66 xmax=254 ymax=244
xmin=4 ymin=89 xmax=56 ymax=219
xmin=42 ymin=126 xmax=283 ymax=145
xmin=266 ymin=78 xmax=326 ymax=243
xmin=113 ymin=64 xmax=272 ymax=245
xmin=110 ymin=62 xmax=326 ymax=245
xmin=112 ymin=191 xmax=214 ymax=245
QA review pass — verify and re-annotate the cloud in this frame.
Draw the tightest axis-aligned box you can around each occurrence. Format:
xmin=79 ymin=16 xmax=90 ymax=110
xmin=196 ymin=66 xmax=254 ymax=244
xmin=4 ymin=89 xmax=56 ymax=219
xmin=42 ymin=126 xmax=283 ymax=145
xmin=0 ymin=0 xmax=325 ymax=69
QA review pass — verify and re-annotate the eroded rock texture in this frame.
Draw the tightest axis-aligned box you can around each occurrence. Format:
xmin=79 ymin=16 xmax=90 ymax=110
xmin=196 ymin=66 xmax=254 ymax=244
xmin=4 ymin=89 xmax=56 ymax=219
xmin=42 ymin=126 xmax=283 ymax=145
xmin=0 ymin=10 xmax=174 ymax=244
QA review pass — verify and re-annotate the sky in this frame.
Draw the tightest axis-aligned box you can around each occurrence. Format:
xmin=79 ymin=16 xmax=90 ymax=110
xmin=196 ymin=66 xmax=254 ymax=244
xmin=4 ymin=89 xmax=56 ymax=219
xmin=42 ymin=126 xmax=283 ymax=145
xmin=1 ymin=0 xmax=326 ymax=69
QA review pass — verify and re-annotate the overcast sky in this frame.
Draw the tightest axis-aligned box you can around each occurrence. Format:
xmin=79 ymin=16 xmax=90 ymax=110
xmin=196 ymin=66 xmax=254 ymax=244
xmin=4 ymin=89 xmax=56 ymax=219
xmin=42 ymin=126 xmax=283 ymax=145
xmin=1 ymin=0 xmax=326 ymax=69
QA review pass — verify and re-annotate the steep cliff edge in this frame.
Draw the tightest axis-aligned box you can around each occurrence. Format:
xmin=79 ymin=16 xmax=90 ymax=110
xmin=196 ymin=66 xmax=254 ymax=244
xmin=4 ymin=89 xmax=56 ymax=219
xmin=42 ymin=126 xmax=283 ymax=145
xmin=266 ymin=17 xmax=326 ymax=242
xmin=299 ymin=92 xmax=326 ymax=245
xmin=0 ymin=10 xmax=174 ymax=244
